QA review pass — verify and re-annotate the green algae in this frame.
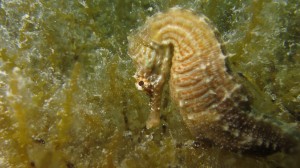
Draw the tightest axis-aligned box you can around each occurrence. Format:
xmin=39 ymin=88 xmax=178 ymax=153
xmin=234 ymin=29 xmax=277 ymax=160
xmin=0 ymin=0 xmax=299 ymax=167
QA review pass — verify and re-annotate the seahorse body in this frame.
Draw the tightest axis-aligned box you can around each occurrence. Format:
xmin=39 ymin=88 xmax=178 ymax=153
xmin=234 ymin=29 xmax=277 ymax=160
xmin=128 ymin=7 xmax=299 ymax=154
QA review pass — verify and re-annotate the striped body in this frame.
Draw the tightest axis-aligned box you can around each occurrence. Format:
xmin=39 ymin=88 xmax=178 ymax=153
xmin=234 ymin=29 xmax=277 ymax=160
xmin=128 ymin=8 xmax=298 ymax=154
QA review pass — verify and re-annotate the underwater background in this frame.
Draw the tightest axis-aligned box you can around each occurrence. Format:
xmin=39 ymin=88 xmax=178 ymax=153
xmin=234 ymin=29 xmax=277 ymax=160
xmin=0 ymin=0 xmax=299 ymax=167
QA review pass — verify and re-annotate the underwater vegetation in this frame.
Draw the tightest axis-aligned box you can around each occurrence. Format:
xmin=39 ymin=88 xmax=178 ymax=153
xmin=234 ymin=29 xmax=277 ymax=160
xmin=0 ymin=0 xmax=299 ymax=167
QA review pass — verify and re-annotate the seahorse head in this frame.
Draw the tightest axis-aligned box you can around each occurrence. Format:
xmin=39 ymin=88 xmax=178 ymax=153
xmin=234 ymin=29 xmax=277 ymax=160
xmin=128 ymin=29 xmax=173 ymax=96
xmin=128 ymin=28 xmax=174 ymax=128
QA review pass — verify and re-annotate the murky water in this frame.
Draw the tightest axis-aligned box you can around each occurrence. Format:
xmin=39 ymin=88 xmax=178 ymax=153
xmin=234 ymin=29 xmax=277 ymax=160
xmin=0 ymin=0 xmax=299 ymax=167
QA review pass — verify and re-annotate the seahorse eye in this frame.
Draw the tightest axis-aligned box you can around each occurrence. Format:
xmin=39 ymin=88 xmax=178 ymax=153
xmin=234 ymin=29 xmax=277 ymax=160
xmin=138 ymin=80 xmax=144 ymax=86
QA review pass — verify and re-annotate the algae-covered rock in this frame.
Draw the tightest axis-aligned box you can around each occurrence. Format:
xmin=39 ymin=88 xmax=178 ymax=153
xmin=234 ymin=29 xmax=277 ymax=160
xmin=0 ymin=0 xmax=299 ymax=167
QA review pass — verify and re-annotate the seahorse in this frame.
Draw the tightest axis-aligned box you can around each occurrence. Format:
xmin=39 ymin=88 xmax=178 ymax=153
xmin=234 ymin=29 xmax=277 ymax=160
xmin=127 ymin=7 xmax=299 ymax=154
